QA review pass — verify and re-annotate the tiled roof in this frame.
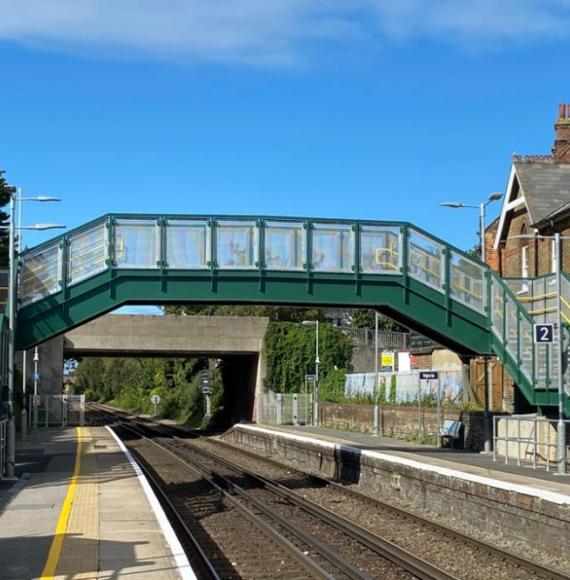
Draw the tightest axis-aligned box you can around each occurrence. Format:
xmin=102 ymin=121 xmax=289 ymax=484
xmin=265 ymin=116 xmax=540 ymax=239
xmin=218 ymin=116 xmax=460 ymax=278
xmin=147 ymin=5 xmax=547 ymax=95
xmin=514 ymin=161 xmax=570 ymax=225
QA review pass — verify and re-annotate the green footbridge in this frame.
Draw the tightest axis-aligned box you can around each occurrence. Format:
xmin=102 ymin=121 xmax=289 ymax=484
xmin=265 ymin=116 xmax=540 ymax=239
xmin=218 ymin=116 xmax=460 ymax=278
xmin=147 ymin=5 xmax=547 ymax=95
xmin=14 ymin=213 xmax=570 ymax=414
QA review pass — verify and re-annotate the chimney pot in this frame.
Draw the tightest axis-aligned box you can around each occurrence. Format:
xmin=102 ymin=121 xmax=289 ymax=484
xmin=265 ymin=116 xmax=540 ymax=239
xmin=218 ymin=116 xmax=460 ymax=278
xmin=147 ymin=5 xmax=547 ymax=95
xmin=560 ymin=103 xmax=566 ymax=119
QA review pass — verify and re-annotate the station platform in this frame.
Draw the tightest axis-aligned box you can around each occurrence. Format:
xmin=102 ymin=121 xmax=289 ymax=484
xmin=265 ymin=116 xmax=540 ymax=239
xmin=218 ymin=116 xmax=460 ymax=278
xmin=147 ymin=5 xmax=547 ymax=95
xmin=223 ymin=422 xmax=570 ymax=563
xmin=284 ymin=424 xmax=570 ymax=492
xmin=239 ymin=423 xmax=570 ymax=501
xmin=0 ymin=426 xmax=192 ymax=580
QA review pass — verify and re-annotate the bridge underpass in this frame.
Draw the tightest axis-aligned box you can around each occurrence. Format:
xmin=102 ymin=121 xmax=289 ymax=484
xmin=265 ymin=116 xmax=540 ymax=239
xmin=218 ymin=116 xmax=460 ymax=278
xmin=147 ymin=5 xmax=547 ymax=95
xmin=27 ymin=313 xmax=268 ymax=423
xmin=13 ymin=212 xmax=570 ymax=415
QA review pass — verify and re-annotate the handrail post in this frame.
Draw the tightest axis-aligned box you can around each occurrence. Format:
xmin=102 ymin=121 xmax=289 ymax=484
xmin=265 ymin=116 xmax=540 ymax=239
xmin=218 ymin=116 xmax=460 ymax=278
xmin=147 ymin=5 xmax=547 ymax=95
xmin=517 ymin=416 xmax=521 ymax=466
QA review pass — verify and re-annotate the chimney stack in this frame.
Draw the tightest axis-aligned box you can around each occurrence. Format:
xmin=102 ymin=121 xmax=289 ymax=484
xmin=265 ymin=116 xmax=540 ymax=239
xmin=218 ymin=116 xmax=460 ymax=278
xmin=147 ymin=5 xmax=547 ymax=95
xmin=552 ymin=103 xmax=570 ymax=162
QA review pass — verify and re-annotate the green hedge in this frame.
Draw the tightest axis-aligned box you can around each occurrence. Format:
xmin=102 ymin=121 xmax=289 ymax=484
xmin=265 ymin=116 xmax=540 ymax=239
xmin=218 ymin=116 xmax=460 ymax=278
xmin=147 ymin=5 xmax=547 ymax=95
xmin=263 ymin=322 xmax=353 ymax=393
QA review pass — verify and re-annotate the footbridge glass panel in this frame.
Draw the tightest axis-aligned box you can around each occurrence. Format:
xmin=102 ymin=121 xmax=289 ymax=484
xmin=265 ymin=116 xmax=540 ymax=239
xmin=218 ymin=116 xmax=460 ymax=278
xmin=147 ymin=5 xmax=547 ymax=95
xmin=360 ymin=225 xmax=401 ymax=273
xmin=115 ymin=219 xmax=160 ymax=268
xmin=407 ymin=229 xmax=444 ymax=291
xmin=21 ymin=243 xmax=61 ymax=306
xmin=264 ymin=220 xmax=305 ymax=271
xmin=68 ymin=220 xmax=108 ymax=285
xmin=165 ymin=219 xmax=209 ymax=269
xmin=311 ymin=222 xmax=353 ymax=272
xmin=450 ymin=251 xmax=486 ymax=314
xmin=216 ymin=220 xmax=258 ymax=269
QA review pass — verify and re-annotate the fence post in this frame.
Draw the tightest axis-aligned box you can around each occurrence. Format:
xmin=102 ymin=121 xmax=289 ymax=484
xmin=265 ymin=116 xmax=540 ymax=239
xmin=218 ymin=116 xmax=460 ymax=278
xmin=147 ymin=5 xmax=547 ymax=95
xmin=293 ymin=394 xmax=298 ymax=426
xmin=417 ymin=378 xmax=422 ymax=443
xmin=45 ymin=396 xmax=49 ymax=428
xmin=533 ymin=417 xmax=537 ymax=469
xmin=276 ymin=394 xmax=282 ymax=425
xmin=493 ymin=415 xmax=497 ymax=462
xmin=517 ymin=417 xmax=521 ymax=466
xmin=547 ymin=420 xmax=551 ymax=472
xmin=504 ymin=417 xmax=509 ymax=465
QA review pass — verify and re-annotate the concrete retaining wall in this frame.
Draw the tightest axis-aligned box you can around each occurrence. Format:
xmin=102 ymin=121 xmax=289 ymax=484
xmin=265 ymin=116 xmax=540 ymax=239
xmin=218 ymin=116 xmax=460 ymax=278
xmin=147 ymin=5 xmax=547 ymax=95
xmin=223 ymin=424 xmax=570 ymax=561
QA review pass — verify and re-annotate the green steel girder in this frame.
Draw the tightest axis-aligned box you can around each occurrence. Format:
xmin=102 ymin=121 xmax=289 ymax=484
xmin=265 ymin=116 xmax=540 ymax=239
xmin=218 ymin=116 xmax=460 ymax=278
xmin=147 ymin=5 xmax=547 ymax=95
xmin=16 ymin=268 xmax=491 ymax=355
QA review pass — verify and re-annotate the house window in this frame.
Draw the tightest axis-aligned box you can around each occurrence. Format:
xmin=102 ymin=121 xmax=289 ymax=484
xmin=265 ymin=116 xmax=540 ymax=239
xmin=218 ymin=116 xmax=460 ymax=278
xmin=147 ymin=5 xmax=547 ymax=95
xmin=551 ymin=239 xmax=559 ymax=274
xmin=521 ymin=245 xmax=529 ymax=278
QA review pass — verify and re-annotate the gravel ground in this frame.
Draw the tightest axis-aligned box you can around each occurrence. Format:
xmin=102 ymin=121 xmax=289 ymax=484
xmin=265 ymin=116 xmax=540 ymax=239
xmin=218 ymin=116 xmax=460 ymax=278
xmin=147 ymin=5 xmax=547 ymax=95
xmin=121 ymin=431 xmax=324 ymax=579
xmin=189 ymin=436 xmax=569 ymax=580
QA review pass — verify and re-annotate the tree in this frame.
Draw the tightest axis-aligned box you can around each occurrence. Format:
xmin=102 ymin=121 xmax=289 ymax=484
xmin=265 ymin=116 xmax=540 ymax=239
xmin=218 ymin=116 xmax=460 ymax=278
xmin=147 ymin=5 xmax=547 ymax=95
xmin=350 ymin=308 xmax=407 ymax=332
xmin=164 ymin=304 xmax=328 ymax=323
xmin=0 ymin=171 xmax=12 ymax=267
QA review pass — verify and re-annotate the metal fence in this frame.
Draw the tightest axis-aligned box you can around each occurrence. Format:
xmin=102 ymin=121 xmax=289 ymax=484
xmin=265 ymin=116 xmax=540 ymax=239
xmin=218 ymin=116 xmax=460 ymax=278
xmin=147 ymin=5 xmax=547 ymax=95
xmin=340 ymin=328 xmax=409 ymax=349
xmin=257 ymin=393 xmax=312 ymax=426
xmin=30 ymin=394 xmax=85 ymax=428
xmin=0 ymin=417 xmax=7 ymax=478
xmin=493 ymin=414 xmax=570 ymax=471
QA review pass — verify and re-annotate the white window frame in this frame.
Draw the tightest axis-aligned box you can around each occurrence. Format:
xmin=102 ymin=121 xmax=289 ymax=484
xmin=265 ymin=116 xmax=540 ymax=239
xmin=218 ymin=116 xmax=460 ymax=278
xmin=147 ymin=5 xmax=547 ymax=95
xmin=551 ymin=239 xmax=559 ymax=274
xmin=521 ymin=245 xmax=529 ymax=279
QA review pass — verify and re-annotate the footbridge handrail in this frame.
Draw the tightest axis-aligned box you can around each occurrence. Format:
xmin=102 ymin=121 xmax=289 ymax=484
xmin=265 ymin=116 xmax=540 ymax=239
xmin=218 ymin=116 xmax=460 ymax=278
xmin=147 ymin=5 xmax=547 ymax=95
xmin=13 ymin=212 xmax=568 ymax=412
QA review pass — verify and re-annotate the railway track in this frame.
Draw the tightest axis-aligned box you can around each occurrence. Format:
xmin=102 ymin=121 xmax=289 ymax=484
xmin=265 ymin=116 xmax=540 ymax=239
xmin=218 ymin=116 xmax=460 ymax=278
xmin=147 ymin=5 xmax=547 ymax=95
xmin=88 ymin=404 xmax=455 ymax=579
xmin=88 ymin=404 xmax=569 ymax=580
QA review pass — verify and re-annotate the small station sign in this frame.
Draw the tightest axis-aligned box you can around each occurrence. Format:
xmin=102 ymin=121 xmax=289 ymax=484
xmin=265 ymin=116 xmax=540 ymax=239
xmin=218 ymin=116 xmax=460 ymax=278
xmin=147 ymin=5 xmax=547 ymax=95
xmin=419 ymin=371 xmax=439 ymax=380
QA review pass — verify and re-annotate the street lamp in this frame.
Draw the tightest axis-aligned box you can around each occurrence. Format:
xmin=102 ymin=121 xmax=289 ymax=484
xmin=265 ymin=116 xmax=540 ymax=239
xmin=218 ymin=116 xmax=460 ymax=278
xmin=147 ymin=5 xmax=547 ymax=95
xmin=374 ymin=312 xmax=380 ymax=436
xmin=13 ymin=189 xmax=61 ymax=441
xmin=302 ymin=320 xmax=320 ymax=425
xmin=511 ymin=232 xmax=570 ymax=475
xmin=441 ymin=193 xmax=502 ymax=455
xmin=440 ymin=192 xmax=503 ymax=263
xmin=2 ymin=186 xmax=63 ymax=478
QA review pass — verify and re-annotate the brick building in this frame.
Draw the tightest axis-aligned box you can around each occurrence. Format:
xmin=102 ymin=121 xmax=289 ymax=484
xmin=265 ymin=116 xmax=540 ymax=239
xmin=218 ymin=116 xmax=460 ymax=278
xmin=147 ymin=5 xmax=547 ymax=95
xmin=479 ymin=104 xmax=570 ymax=412
xmin=493 ymin=104 xmax=570 ymax=276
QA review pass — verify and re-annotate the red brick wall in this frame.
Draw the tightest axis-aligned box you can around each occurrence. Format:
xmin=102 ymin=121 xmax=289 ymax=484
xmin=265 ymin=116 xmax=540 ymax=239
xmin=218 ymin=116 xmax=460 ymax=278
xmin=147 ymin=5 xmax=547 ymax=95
xmin=498 ymin=199 xmax=570 ymax=278
xmin=319 ymin=403 xmax=501 ymax=451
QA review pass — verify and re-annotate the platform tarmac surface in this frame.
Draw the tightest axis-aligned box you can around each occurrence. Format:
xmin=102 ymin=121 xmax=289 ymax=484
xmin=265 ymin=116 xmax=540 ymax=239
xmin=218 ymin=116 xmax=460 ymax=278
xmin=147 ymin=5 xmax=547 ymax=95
xmin=249 ymin=424 xmax=570 ymax=499
xmin=0 ymin=426 xmax=186 ymax=579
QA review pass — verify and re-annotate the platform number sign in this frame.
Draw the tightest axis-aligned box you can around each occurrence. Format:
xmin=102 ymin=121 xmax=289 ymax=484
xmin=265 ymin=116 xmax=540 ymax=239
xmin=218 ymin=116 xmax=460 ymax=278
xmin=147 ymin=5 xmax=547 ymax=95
xmin=534 ymin=323 xmax=555 ymax=344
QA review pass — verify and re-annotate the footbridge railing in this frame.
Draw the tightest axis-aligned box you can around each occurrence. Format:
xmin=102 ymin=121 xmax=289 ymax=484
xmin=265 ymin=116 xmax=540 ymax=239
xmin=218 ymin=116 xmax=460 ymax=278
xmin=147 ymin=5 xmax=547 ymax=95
xmin=13 ymin=213 xmax=569 ymax=412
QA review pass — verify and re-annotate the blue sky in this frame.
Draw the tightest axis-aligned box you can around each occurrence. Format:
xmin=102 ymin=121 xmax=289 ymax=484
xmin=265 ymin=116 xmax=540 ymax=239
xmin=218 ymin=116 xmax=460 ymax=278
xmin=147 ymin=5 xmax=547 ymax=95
xmin=1 ymin=0 xmax=570 ymax=258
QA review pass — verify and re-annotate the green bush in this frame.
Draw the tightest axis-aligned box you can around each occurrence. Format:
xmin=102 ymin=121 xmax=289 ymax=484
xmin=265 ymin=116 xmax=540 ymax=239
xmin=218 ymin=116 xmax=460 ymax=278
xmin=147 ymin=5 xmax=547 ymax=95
xmin=263 ymin=322 xmax=353 ymax=393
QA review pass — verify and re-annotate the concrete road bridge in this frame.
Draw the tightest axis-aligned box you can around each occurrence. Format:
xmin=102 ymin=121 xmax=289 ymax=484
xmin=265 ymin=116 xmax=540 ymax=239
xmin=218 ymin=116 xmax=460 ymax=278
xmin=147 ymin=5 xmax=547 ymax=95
xmin=9 ymin=213 xmax=570 ymax=414
xmin=33 ymin=314 xmax=268 ymax=422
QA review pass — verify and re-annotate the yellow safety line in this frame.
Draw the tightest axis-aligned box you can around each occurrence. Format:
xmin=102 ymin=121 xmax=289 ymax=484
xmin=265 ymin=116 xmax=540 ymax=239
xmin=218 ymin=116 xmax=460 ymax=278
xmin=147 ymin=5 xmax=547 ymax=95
xmin=561 ymin=295 xmax=570 ymax=310
xmin=39 ymin=426 xmax=83 ymax=579
xmin=562 ymin=311 xmax=570 ymax=325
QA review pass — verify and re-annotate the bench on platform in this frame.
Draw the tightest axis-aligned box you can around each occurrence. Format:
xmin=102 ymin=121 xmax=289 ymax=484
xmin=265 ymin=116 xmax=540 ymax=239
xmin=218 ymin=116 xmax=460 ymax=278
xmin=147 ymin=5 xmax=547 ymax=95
xmin=439 ymin=420 xmax=462 ymax=447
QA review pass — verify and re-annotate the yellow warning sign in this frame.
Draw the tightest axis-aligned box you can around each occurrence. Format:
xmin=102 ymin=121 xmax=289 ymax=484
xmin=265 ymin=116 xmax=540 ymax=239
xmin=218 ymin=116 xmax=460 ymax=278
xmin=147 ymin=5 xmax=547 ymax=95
xmin=381 ymin=352 xmax=395 ymax=368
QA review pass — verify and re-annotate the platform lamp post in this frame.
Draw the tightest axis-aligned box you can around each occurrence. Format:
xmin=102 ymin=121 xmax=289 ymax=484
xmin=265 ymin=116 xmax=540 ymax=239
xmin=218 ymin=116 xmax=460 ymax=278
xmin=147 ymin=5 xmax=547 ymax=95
xmin=13 ymin=189 xmax=61 ymax=441
xmin=511 ymin=231 xmax=570 ymax=475
xmin=302 ymin=320 xmax=320 ymax=426
xmin=374 ymin=311 xmax=380 ymax=436
xmin=440 ymin=192 xmax=503 ymax=454
xmin=3 ymin=186 xmax=63 ymax=478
